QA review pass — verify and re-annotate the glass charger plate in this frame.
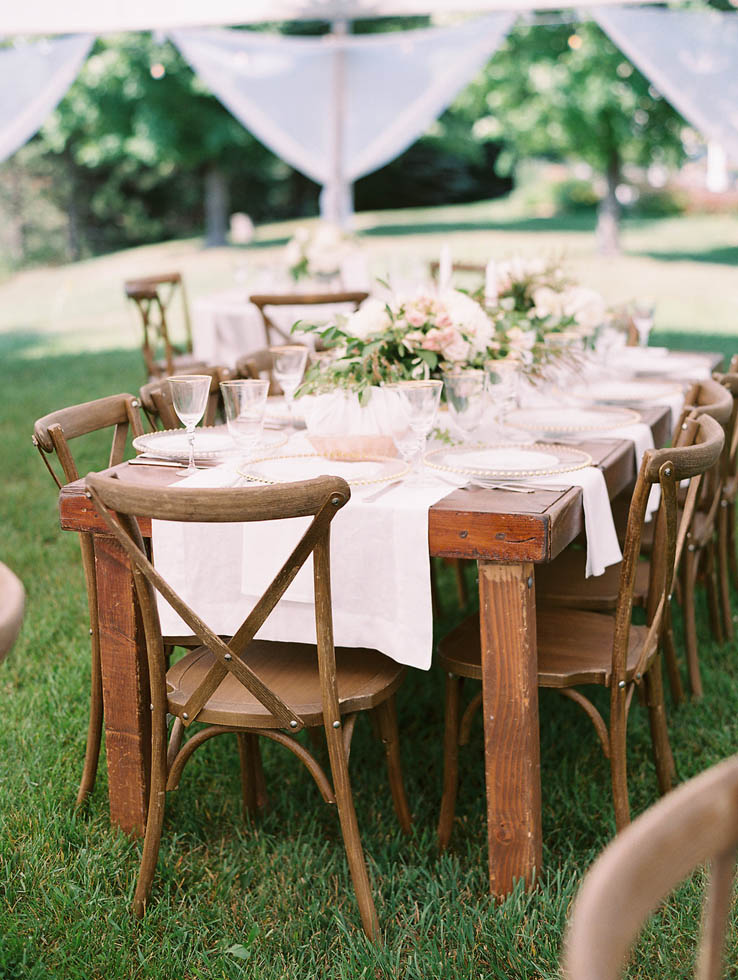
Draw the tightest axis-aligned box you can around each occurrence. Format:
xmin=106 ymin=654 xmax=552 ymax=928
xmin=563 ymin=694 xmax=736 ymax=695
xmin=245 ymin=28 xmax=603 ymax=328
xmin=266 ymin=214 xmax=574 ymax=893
xmin=424 ymin=443 xmax=592 ymax=481
xmin=506 ymin=405 xmax=640 ymax=434
xmin=569 ymin=379 xmax=682 ymax=406
xmin=237 ymin=453 xmax=410 ymax=487
xmin=133 ymin=426 xmax=287 ymax=462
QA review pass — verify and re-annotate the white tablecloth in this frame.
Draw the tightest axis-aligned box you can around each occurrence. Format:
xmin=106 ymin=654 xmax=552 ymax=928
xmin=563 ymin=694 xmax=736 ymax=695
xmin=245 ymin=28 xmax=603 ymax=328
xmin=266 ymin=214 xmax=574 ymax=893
xmin=151 ymin=439 xmax=621 ymax=670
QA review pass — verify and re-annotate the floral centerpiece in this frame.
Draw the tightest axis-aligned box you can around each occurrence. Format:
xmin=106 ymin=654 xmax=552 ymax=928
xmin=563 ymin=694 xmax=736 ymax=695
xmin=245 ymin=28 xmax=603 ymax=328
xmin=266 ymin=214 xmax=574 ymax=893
xmin=284 ymin=222 xmax=354 ymax=282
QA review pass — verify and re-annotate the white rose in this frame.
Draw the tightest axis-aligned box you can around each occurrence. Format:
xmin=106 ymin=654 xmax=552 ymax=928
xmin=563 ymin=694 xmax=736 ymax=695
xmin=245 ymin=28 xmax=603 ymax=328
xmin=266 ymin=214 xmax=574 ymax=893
xmin=532 ymin=286 xmax=567 ymax=321
xmin=285 ymin=239 xmax=304 ymax=267
xmin=442 ymin=289 xmax=493 ymax=356
xmin=563 ymin=286 xmax=607 ymax=335
xmin=345 ymin=298 xmax=391 ymax=340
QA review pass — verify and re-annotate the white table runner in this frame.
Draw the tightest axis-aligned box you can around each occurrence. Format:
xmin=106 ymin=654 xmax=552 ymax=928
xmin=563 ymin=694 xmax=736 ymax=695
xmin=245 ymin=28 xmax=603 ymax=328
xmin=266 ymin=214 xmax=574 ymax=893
xmin=151 ymin=447 xmax=621 ymax=670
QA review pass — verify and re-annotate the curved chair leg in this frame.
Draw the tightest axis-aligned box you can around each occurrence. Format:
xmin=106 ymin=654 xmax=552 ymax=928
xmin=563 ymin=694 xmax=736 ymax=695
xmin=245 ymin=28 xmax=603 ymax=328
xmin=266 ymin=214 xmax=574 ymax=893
xmin=704 ymin=540 xmax=724 ymax=645
xmin=609 ymin=686 xmax=630 ymax=832
xmin=237 ymin=733 xmax=268 ymax=818
xmin=727 ymin=499 xmax=738 ymax=589
xmin=76 ymin=636 xmax=103 ymax=805
xmin=661 ymin=604 xmax=684 ymax=707
xmin=644 ymin=657 xmax=675 ymax=793
xmin=682 ymin=546 xmax=703 ymax=699
xmin=132 ymin=715 xmax=169 ymax=917
xmin=324 ymin=721 xmax=379 ymax=940
xmin=717 ymin=504 xmax=734 ymax=641
xmin=438 ymin=673 xmax=463 ymax=852
xmin=451 ymin=559 xmax=468 ymax=608
xmin=372 ymin=697 xmax=411 ymax=833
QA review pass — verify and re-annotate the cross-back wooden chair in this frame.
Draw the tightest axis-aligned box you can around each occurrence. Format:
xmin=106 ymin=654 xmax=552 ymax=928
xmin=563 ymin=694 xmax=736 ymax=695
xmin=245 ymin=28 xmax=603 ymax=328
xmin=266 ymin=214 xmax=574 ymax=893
xmin=436 ymin=413 xmax=724 ymax=849
xmin=539 ymin=377 xmax=733 ymax=704
xmin=714 ymin=369 xmax=738 ymax=642
xmin=139 ymin=365 xmax=235 ymax=430
xmin=125 ymin=272 xmax=205 ymax=379
xmin=0 ymin=562 xmax=25 ymax=664
xmin=428 ymin=261 xmax=485 ymax=282
xmin=32 ymin=395 xmax=146 ymax=804
xmin=235 ymin=348 xmax=284 ymax=395
xmin=249 ymin=291 xmax=368 ymax=346
xmin=84 ymin=471 xmax=410 ymax=938
xmin=564 ymin=752 xmax=738 ymax=980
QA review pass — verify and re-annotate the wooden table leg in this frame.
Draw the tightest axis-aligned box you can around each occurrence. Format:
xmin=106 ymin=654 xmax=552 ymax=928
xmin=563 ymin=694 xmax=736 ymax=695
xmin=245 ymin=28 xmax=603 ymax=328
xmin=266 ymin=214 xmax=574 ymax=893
xmin=478 ymin=559 xmax=542 ymax=896
xmin=94 ymin=535 xmax=150 ymax=835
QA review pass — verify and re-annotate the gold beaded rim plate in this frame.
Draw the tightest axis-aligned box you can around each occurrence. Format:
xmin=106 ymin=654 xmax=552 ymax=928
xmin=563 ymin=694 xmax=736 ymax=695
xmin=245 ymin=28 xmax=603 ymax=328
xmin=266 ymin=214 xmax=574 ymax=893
xmin=506 ymin=405 xmax=641 ymax=433
xmin=424 ymin=442 xmax=593 ymax=480
xmin=237 ymin=452 xmax=411 ymax=487
xmin=133 ymin=425 xmax=287 ymax=462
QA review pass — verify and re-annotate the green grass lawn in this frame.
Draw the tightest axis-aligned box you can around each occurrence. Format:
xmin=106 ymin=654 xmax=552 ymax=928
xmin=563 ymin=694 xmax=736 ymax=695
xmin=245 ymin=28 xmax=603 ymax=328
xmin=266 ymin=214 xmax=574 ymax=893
xmin=1 ymin=203 xmax=738 ymax=978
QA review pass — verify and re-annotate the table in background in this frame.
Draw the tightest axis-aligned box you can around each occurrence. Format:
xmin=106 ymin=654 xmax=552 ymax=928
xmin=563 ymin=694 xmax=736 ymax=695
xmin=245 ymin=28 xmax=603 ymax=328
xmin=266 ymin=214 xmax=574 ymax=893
xmin=59 ymin=407 xmax=671 ymax=896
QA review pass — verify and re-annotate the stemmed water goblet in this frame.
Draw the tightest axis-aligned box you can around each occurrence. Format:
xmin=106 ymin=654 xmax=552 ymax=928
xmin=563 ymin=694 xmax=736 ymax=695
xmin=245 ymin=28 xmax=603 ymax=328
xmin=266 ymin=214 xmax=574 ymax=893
xmin=168 ymin=375 xmax=212 ymax=476
xmin=270 ymin=345 xmax=309 ymax=434
xmin=632 ymin=298 xmax=656 ymax=348
xmin=443 ymin=370 xmax=487 ymax=442
xmin=220 ymin=379 xmax=270 ymax=463
xmin=385 ymin=379 xmax=443 ymax=486
xmin=485 ymin=359 xmax=521 ymax=440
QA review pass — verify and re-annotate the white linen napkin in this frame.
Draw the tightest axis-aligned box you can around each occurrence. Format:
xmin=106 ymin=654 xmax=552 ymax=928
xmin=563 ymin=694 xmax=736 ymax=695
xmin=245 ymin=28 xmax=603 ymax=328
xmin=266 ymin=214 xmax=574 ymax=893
xmin=524 ymin=466 xmax=622 ymax=577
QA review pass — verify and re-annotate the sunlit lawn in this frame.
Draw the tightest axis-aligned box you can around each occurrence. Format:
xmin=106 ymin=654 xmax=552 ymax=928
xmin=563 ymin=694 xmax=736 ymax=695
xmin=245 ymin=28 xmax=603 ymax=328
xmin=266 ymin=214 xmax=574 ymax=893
xmin=1 ymin=199 xmax=737 ymax=978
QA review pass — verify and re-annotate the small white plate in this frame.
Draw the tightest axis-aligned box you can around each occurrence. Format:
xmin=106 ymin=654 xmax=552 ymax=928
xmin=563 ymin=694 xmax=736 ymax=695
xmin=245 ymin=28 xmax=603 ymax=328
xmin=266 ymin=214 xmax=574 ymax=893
xmin=570 ymin=379 xmax=682 ymax=407
xmin=237 ymin=453 xmax=410 ymax=487
xmin=133 ymin=425 xmax=286 ymax=463
xmin=506 ymin=405 xmax=641 ymax=435
xmin=424 ymin=442 xmax=592 ymax=481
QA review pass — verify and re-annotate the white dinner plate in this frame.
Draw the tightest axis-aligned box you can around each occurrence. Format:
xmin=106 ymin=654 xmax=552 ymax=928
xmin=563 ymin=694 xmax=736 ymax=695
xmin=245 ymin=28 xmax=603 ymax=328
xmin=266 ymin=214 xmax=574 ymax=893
xmin=133 ymin=425 xmax=287 ymax=462
xmin=237 ymin=453 xmax=410 ymax=487
xmin=505 ymin=405 xmax=641 ymax=435
xmin=569 ymin=379 xmax=682 ymax=407
xmin=424 ymin=443 xmax=592 ymax=481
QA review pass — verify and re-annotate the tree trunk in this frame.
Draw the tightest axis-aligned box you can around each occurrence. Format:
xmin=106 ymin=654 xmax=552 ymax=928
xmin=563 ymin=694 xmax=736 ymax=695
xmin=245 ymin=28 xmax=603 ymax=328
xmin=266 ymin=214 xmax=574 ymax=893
xmin=596 ymin=151 xmax=621 ymax=257
xmin=65 ymin=152 xmax=81 ymax=262
xmin=204 ymin=166 xmax=229 ymax=247
xmin=6 ymin=163 xmax=27 ymax=265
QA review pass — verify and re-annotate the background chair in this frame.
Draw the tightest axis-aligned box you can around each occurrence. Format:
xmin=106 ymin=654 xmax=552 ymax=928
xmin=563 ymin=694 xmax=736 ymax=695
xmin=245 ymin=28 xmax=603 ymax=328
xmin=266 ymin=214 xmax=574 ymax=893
xmin=235 ymin=348 xmax=284 ymax=395
xmin=714 ymin=369 xmax=738 ymax=641
xmin=436 ymin=414 xmax=724 ymax=848
xmin=564 ymin=753 xmax=738 ymax=980
xmin=249 ymin=290 xmax=369 ymax=346
xmin=124 ymin=272 xmax=206 ymax=379
xmin=86 ymin=470 xmax=411 ymax=938
xmin=139 ymin=365 xmax=234 ymax=430
xmin=0 ymin=563 xmax=25 ymax=664
xmin=32 ymin=394 xmax=145 ymax=804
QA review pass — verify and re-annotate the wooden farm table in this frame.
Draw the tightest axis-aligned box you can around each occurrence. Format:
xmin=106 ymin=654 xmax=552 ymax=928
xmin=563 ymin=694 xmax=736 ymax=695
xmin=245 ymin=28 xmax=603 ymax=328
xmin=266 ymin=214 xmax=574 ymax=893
xmin=58 ymin=406 xmax=671 ymax=896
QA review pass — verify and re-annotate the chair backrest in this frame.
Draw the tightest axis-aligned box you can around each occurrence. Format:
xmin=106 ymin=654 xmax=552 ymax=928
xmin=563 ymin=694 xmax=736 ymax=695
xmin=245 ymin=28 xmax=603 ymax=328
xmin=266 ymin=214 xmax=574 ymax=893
xmin=235 ymin=348 xmax=283 ymax=396
xmin=611 ymin=412 xmax=724 ymax=690
xmin=139 ymin=366 xmax=234 ymax=430
xmin=33 ymin=393 xmax=145 ymax=488
xmin=85 ymin=471 xmax=351 ymax=733
xmin=714 ymin=370 xmax=738 ymax=482
xmin=0 ymin=562 xmax=25 ymax=664
xmin=675 ymin=377 xmax=733 ymax=517
xmin=564 ymin=752 xmax=738 ymax=980
xmin=124 ymin=272 xmax=192 ymax=378
xmin=428 ymin=261 xmax=485 ymax=282
xmin=249 ymin=291 xmax=369 ymax=345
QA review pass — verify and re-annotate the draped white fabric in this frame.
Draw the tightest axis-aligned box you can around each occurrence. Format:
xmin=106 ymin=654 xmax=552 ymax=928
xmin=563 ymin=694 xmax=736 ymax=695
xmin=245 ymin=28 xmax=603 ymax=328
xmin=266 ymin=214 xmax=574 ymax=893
xmin=593 ymin=5 xmax=738 ymax=161
xmin=170 ymin=15 xmax=514 ymax=223
xmin=0 ymin=34 xmax=94 ymax=163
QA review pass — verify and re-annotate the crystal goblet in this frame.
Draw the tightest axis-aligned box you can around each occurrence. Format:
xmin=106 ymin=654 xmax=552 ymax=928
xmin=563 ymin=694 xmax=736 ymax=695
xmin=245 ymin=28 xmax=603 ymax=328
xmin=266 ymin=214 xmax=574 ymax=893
xmin=220 ymin=379 xmax=270 ymax=462
xmin=270 ymin=345 xmax=309 ymax=434
xmin=385 ymin=379 xmax=443 ymax=486
xmin=168 ymin=375 xmax=211 ymax=476
xmin=443 ymin=370 xmax=487 ymax=441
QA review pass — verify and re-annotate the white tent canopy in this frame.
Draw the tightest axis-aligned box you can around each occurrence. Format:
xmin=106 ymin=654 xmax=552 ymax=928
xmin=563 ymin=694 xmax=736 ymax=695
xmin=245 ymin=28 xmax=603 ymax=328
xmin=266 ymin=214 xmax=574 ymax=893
xmin=1 ymin=0 xmax=646 ymax=37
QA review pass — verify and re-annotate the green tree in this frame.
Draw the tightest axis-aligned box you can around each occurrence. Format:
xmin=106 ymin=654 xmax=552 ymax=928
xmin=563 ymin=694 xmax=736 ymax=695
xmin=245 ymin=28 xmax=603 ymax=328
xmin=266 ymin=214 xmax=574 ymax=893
xmin=468 ymin=21 xmax=687 ymax=253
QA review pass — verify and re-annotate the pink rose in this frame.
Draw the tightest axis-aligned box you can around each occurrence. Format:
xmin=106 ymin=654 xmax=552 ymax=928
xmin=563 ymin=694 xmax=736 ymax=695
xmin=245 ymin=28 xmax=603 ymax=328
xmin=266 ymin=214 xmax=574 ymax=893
xmin=405 ymin=308 xmax=427 ymax=328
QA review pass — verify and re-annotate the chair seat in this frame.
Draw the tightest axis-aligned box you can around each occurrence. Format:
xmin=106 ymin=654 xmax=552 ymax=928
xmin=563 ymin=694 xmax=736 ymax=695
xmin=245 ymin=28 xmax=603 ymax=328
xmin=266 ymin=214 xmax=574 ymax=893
xmin=438 ymin=608 xmax=648 ymax=688
xmin=536 ymin=549 xmax=649 ymax=610
xmin=167 ymin=639 xmax=405 ymax=728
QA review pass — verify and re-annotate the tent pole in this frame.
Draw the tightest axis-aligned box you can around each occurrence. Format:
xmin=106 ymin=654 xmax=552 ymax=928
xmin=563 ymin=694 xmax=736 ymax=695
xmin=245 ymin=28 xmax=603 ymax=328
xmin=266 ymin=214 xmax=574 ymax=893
xmin=328 ymin=18 xmax=351 ymax=228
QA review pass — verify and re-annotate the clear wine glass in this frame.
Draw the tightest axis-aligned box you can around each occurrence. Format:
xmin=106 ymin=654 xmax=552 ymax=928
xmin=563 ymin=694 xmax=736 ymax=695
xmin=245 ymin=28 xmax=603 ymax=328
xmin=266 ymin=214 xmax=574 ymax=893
xmin=270 ymin=345 xmax=309 ymax=434
xmin=220 ymin=379 xmax=270 ymax=463
xmin=485 ymin=359 xmax=521 ymax=439
xmin=168 ymin=375 xmax=212 ymax=476
xmin=632 ymin=298 xmax=656 ymax=348
xmin=443 ymin=370 xmax=487 ymax=441
xmin=385 ymin=380 xmax=443 ymax=485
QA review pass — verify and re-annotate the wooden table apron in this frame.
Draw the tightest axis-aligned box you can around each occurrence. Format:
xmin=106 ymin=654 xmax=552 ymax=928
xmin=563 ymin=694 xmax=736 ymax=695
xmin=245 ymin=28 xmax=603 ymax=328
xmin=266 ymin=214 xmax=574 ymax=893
xmin=58 ymin=407 xmax=671 ymax=894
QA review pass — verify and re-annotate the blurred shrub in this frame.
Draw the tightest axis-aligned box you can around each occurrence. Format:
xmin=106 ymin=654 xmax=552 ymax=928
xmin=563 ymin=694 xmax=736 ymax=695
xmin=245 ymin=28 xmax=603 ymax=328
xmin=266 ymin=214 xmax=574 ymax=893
xmin=631 ymin=186 xmax=688 ymax=217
